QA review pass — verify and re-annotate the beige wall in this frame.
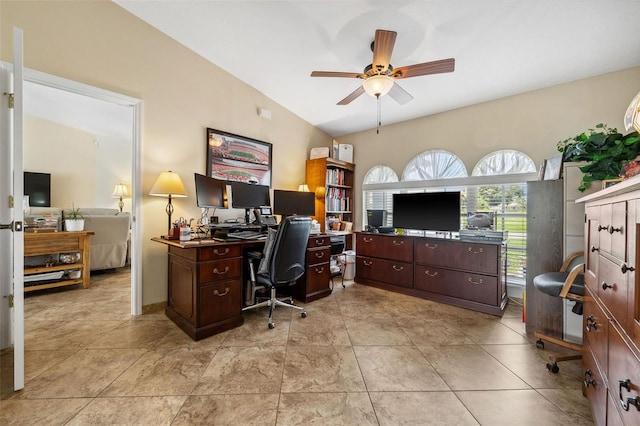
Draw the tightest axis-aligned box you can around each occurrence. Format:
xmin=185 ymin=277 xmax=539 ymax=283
xmin=337 ymin=67 xmax=640 ymax=230
xmin=1 ymin=1 xmax=331 ymax=306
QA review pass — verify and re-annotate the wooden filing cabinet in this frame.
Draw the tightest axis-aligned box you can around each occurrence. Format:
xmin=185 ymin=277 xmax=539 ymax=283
xmin=293 ymin=234 xmax=331 ymax=303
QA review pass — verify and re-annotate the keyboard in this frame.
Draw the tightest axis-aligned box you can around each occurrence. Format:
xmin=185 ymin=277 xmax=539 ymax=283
xmin=227 ymin=230 xmax=265 ymax=240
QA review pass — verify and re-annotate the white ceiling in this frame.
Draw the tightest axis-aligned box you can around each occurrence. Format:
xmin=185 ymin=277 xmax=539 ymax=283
xmin=114 ymin=1 xmax=640 ymax=137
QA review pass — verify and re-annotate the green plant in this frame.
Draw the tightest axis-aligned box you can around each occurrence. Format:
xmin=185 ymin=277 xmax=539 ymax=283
xmin=557 ymin=123 xmax=640 ymax=191
xmin=66 ymin=204 xmax=84 ymax=220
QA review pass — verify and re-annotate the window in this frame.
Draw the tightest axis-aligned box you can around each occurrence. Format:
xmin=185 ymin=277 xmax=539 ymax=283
xmin=402 ymin=150 xmax=468 ymax=180
xmin=362 ymin=166 xmax=398 ymax=228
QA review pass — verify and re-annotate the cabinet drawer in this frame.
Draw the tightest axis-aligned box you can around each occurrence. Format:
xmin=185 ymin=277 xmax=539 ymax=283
xmin=199 ymin=245 xmax=242 ymax=261
xmin=305 ymin=263 xmax=330 ymax=294
xmin=414 ymin=264 xmax=497 ymax=306
xmin=199 ymin=259 xmax=242 ymax=284
xmin=307 ymin=247 xmax=330 ymax=266
xmin=356 ymin=233 xmax=413 ymax=262
xmin=356 ymin=256 xmax=413 ymax=288
xmin=199 ymin=280 xmax=242 ymax=326
xmin=308 ymin=235 xmax=329 ymax=248
xmin=24 ymin=234 xmax=81 ymax=255
xmin=585 ymin=206 xmax=600 ymax=294
xmin=608 ymin=323 xmax=640 ymax=425
xmin=583 ymin=344 xmax=607 ymax=426
xmin=598 ymin=256 xmax=629 ymax=326
xmin=599 ymin=202 xmax=626 ymax=263
xmin=415 ymin=239 xmax=498 ymax=275
xmin=584 ymin=286 xmax=609 ymax=371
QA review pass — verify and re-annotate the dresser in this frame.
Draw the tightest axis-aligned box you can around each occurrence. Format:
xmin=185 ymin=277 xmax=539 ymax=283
xmin=355 ymin=233 xmax=507 ymax=316
xmin=577 ymin=175 xmax=640 ymax=425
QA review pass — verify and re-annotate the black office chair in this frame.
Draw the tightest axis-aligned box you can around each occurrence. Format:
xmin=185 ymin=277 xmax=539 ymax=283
xmin=533 ymin=251 xmax=585 ymax=373
xmin=242 ymin=216 xmax=312 ymax=329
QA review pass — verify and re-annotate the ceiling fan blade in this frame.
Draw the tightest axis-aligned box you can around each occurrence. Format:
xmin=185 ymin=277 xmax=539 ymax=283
xmin=311 ymin=71 xmax=363 ymax=78
xmin=388 ymin=82 xmax=413 ymax=105
xmin=372 ymin=29 xmax=397 ymax=72
xmin=392 ymin=58 xmax=455 ymax=79
xmin=337 ymin=85 xmax=365 ymax=105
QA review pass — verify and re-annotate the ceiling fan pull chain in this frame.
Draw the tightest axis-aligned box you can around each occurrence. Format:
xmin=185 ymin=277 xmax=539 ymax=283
xmin=377 ymin=94 xmax=381 ymax=134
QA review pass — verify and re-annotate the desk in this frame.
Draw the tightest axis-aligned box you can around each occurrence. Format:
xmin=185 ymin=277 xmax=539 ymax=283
xmin=153 ymin=234 xmax=333 ymax=340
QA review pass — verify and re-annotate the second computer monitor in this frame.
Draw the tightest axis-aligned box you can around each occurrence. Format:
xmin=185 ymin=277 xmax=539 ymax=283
xmin=273 ymin=189 xmax=315 ymax=218
xmin=194 ymin=173 xmax=228 ymax=209
xmin=230 ymin=181 xmax=270 ymax=208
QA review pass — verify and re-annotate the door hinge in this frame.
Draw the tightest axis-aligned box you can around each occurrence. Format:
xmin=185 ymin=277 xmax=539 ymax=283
xmin=8 ymin=195 xmax=14 ymax=208
xmin=4 ymin=294 xmax=14 ymax=308
xmin=4 ymin=92 xmax=14 ymax=109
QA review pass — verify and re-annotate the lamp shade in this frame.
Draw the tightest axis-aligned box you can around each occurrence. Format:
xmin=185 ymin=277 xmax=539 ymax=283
xmin=149 ymin=171 xmax=187 ymax=198
xmin=112 ymin=183 xmax=130 ymax=199
xmin=298 ymin=184 xmax=310 ymax=192
xmin=363 ymin=75 xmax=394 ymax=97
xmin=624 ymin=91 xmax=640 ymax=134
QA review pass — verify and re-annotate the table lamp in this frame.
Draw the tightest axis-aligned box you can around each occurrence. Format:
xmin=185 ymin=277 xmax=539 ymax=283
xmin=111 ymin=183 xmax=130 ymax=212
xmin=149 ymin=171 xmax=187 ymax=237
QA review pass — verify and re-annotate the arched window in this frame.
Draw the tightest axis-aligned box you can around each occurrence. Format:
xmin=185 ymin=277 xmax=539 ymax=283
xmin=363 ymin=165 xmax=399 ymax=184
xmin=402 ymin=150 xmax=468 ymax=181
xmin=472 ymin=150 xmax=536 ymax=176
xmin=362 ymin=165 xmax=398 ymax=227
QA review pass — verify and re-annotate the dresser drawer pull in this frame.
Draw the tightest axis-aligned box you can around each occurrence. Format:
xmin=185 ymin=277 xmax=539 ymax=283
xmin=363 ymin=237 xmax=373 ymax=243
xmin=598 ymin=225 xmax=609 ymax=232
xmin=314 ymin=238 xmax=324 ymax=245
xmin=213 ymin=266 xmax=230 ymax=275
xmin=619 ymin=379 xmax=640 ymax=411
xmin=467 ymin=247 xmax=484 ymax=254
xmin=213 ymin=287 xmax=230 ymax=297
xmin=213 ymin=248 xmax=230 ymax=256
xmin=424 ymin=243 xmax=438 ymax=249
xmin=590 ymin=245 xmax=599 ymax=252
xmin=602 ymin=282 xmax=613 ymax=290
xmin=392 ymin=240 xmax=404 ymax=246
xmin=621 ymin=263 xmax=635 ymax=274
xmin=609 ymin=226 xmax=623 ymax=234
xmin=314 ymin=266 xmax=325 ymax=274
xmin=467 ymin=277 xmax=483 ymax=285
xmin=585 ymin=315 xmax=598 ymax=332
xmin=424 ymin=270 xmax=438 ymax=277
xmin=314 ymin=251 xmax=325 ymax=259
xmin=363 ymin=260 xmax=373 ymax=266
xmin=584 ymin=369 xmax=595 ymax=388
xmin=392 ymin=265 xmax=404 ymax=272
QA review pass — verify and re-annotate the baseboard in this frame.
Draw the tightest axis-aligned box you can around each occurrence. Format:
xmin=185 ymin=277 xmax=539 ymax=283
xmin=142 ymin=301 xmax=166 ymax=314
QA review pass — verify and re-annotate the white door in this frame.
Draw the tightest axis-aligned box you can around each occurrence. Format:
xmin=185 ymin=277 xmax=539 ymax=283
xmin=0 ymin=27 xmax=25 ymax=392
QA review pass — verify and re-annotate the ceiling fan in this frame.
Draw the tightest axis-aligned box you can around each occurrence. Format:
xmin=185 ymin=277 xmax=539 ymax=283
xmin=311 ymin=29 xmax=455 ymax=106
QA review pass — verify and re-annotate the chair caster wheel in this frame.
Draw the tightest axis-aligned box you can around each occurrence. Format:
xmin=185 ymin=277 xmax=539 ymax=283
xmin=268 ymin=322 xmax=275 ymax=329
xmin=536 ymin=339 xmax=545 ymax=349
xmin=301 ymin=311 xmax=307 ymax=318
xmin=546 ymin=362 xmax=559 ymax=373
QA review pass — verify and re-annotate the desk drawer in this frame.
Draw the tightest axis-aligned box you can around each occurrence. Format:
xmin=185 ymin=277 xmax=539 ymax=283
xmin=199 ymin=245 xmax=242 ymax=261
xmin=305 ymin=263 xmax=330 ymax=294
xmin=414 ymin=264 xmax=497 ymax=306
xmin=356 ymin=233 xmax=413 ymax=262
xmin=307 ymin=247 xmax=330 ymax=266
xmin=356 ymin=256 xmax=413 ymax=288
xmin=415 ymin=239 xmax=498 ymax=275
xmin=199 ymin=280 xmax=242 ymax=326
xmin=308 ymin=235 xmax=329 ymax=248
xmin=199 ymin=259 xmax=242 ymax=284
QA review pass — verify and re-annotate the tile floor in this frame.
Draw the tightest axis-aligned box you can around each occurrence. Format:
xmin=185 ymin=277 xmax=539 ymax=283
xmin=1 ymin=268 xmax=594 ymax=425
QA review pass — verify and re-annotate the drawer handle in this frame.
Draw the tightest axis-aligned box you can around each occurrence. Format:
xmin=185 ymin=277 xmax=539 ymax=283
xmin=363 ymin=237 xmax=373 ymax=243
xmin=363 ymin=260 xmax=373 ymax=266
xmin=585 ymin=315 xmax=598 ymax=332
xmin=598 ymin=225 xmax=609 ymax=232
xmin=213 ymin=287 xmax=229 ymax=297
xmin=424 ymin=243 xmax=438 ymax=249
xmin=590 ymin=245 xmax=599 ymax=253
xmin=315 ymin=251 xmax=325 ymax=259
xmin=609 ymin=226 xmax=622 ymax=234
xmin=584 ymin=369 xmax=595 ymax=388
xmin=392 ymin=265 xmax=404 ymax=272
xmin=467 ymin=247 xmax=484 ymax=254
xmin=621 ymin=263 xmax=635 ymax=274
xmin=213 ymin=266 xmax=230 ymax=275
xmin=314 ymin=239 xmax=324 ymax=245
xmin=467 ymin=277 xmax=483 ymax=285
xmin=424 ymin=270 xmax=438 ymax=277
xmin=602 ymin=282 xmax=613 ymax=291
xmin=213 ymin=248 xmax=230 ymax=256
xmin=392 ymin=240 xmax=404 ymax=246
xmin=315 ymin=266 xmax=325 ymax=274
xmin=619 ymin=379 xmax=640 ymax=411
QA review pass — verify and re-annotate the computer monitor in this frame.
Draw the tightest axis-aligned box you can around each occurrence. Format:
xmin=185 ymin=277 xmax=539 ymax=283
xmin=366 ymin=209 xmax=386 ymax=229
xmin=194 ymin=173 xmax=228 ymax=208
xmin=230 ymin=181 xmax=271 ymax=223
xmin=273 ymin=189 xmax=315 ymax=218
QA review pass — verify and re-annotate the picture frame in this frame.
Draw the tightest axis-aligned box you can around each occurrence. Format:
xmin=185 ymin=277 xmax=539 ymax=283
xmin=543 ymin=153 xmax=563 ymax=180
xmin=602 ymin=177 xmax=624 ymax=189
xmin=206 ymin=128 xmax=272 ymax=186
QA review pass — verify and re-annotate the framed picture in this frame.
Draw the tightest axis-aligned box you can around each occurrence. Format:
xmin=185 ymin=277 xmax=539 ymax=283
xmin=602 ymin=177 xmax=624 ymax=189
xmin=206 ymin=128 xmax=272 ymax=186
xmin=543 ymin=153 xmax=563 ymax=180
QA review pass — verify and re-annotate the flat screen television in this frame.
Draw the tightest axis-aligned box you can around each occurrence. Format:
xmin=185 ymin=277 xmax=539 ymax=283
xmin=194 ymin=173 xmax=228 ymax=208
xmin=273 ymin=189 xmax=315 ymax=217
xmin=366 ymin=209 xmax=386 ymax=228
xmin=24 ymin=171 xmax=51 ymax=207
xmin=392 ymin=192 xmax=460 ymax=232
xmin=230 ymin=181 xmax=270 ymax=208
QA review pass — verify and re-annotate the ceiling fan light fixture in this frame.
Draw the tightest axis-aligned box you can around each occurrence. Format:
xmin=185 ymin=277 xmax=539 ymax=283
xmin=363 ymin=75 xmax=394 ymax=97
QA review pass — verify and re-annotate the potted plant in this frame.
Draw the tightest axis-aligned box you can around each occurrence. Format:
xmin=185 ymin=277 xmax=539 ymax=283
xmin=556 ymin=123 xmax=640 ymax=191
xmin=64 ymin=204 xmax=85 ymax=231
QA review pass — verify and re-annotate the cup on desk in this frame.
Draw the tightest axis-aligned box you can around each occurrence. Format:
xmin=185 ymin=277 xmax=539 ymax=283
xmin=179 ymin=226 xmax=191 ymax=242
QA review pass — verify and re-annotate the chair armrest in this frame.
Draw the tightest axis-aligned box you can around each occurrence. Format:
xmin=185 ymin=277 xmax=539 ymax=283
xmin=247 ymin=251 xmax=264 ymax=261
xmin=559 ymin=251 xmax=584 ymax=272
xmin=559 ymin=263 xmax=585 ymax=299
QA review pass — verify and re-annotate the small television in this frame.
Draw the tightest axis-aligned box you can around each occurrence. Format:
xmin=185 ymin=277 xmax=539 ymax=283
xmin=366 ymin=209 xmax=386 ymax=229
xmin=24 ymin=171 xmax=51 ymax=207
xmin=194 ymin=173 xmax=227 ymax=208
xmin=392 ymin=192 xmax=460 ymax=232
xmin=273 ymin=189 xmax=315 ymax=217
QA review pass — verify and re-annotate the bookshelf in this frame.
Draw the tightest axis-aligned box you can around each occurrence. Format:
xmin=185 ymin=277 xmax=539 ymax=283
xmin=305 ymin=157 xmax=355 ymax=232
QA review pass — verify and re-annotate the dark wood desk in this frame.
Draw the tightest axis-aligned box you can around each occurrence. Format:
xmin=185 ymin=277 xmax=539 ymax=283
xmin=153 ymin=234 xmax=332 ymax=340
